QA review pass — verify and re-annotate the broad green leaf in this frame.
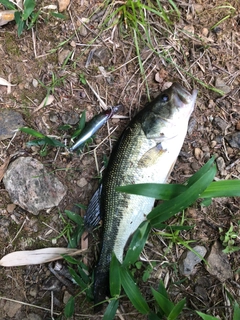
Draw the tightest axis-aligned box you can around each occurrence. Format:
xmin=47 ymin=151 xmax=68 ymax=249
xmin=116 ymin=183 xmax=186 ymax=200
xmin=110 ymin=253 xmax=121 ymax=297
xmin=148 ymin=162 xmax=216 ymax=228
xmin=64 ymin=296 xmax=75 ymax=317
xmin=62 ymin=254 xmax=79 ymax=264
xmin=158 ymin=280 xmax=169 ymax=300
xmin=103 ymin=299 xmax=119 ymax=320
xmin=51 ymin=12 xmax=66 ymax=19
xmin=19 ymin=127 xmax=45 ymax=138
xmin=120 ymin=267 xmax=150 ymax=314
xmin=22 ymin=0 xmax=35 ymax=20
xmin=201 ymin=180 xmax=240 ymax=198
xmin=123 ymin=220 xmax=151 ymax=267
xmin=185 ymin=156 xmax=215 ymax=187
xmin=233 ymin=301 xmax=240 ymax=320
xmin=42 ymin=136 xmax=65 ymax=147
xmin=196 ymin=311 xmax=219 ymax=320
xmin=168 ymin=298 xmax=186 ymax=320
xmin=0 ymin=0 xmax=16 ymax=9
xmin=148 ymin=313 xmax=162 ymax=320
xmin=151 ymin=288 xmax=174 ymax=316
xmin=65 ymin=210 xmax=83 ymax=225
xmin=68 ymin=266 xmax=87 ymax=289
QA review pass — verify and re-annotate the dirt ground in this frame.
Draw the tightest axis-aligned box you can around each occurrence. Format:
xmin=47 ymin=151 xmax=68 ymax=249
xmin=0 ymin=0 xmax=240 ymax=319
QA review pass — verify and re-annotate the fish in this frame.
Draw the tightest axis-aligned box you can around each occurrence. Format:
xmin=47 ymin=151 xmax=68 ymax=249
xmin=85 ymin=83 xmax=198 ymax=309
xmin=69 ymin=105 xmax=123 ymax=152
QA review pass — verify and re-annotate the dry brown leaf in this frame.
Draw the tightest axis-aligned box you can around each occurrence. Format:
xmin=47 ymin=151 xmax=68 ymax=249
xmin=0 ymin=247 xmax=86 ymax=267
xmin=32 ymin=95 xmax=55 ymax=113
xmin=0 ymin=77 xmax=16 ymax=86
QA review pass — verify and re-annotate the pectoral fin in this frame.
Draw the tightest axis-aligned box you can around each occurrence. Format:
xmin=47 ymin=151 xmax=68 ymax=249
xmin=138 ymin=143 xmax=166 ymax=168
xmin=84 ymin=185 xmax=102 ymax=231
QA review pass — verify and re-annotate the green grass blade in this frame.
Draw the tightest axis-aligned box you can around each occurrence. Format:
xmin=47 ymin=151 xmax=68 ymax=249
xmin=64 ymin=296 xmax=75 ymax=318
xmin=19 ymin=127 xmax=45 ymax=138
xmin=201 ymin=180 xmax=240 ymax=198
xmin=116 ymin=183 xmax=186 ymax=200
xmin=22 ymin=0 xmax=35 ymax=20
xmin=185 ymin=157 xmax=215 ymax=187
xmin=120 ymin=267 xmax=150 ymax=314
xmin=196 ymin=311 xmax=219 ymax=320
xmin=0 ymin=0 xmax=16 ymax=9
xmin=149 ymin=162 xmax=217 ymax=228
xmin=233 ymin=301 xmax=240 ymax=320
xmin=168 ymin=298 xmax=186 ymax=320
xmin=151 ymin=287 xmax=174 ymax=315
xmin=110 ymin=253 xmax=121 ymax=297
xmin=123 ymin=221 xmax=151 ymax=267
xmin=103 ymin=299 xmax=119 ymax=320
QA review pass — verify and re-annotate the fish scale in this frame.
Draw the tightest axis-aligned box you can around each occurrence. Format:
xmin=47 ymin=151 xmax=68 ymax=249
xmin=85 ymin=83 xmax=198 ymax=309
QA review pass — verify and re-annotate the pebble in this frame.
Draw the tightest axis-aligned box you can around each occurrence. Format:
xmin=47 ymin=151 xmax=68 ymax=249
xmin=58 ymin=49 xmax=71 ymax=65
xmin=32 ymin=79 xmax=38 ymax=88
xmin=61 ymin=111 xmax=79 ymax=125
xmin=236 ymin=121 xmax=240 ymax=131
xmin=216 ymin=156 xmax=226 ymax=176
xmin=201 ymin=28 xmax=209 ymax=37
xmin=58 ymin=0 xmax=70 ymax=12
xmin=215 ymin=78 xmax=231 ymax=95
xmin=7 ymin=203 xmax=16 ymax=213
xmin=3 ymin=300 xmax=22 ymax=318
xmin=179 ymin=245 xmax=207 ymax=276
xmin=3 ymin=157 xmax=66 ymax=215
xmin=213 ymin=116 xmax=228 ymax=132
xmin=79 ymin=24 xmax=88 ymax=37
xmin=93 ymin=47 xmax=111 ymax=66
xmin=206 ymin=241 xmax=233 ymax=281
xmin=225 ymin=132 xmax=240 ymax=149
xmin=194 ymin=147 xmax=203 ymax=160
xmin=0 ymin=109 xmax=25 ymax=141
xmin=77 ymin=177 xmax=88 ymax=188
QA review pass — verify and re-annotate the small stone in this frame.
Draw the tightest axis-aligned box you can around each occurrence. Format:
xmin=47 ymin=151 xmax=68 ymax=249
xmin=194 ymin=147 xmax=203 ymax=160
xmin=3 ymin=157 xmax=66 ymax=215
xmin=206 ymin=241 xmax=233 ymax=281
xmin=201 ymin=28 xmax=209 ymax=37
xmin=225 ymin=132 xmax=240 ymax=149
xmin=58 ymin=49 xmax=71 ymax=65
xmin=77 ymin=177 xmax=88 ymax=188
xmin=61 ymin=111 xmax=79 ymax=125
xmin=0 ymin=109 xmax=25 ymax=141
xmin=215 ymin=78 xmax=231 ymax=95
xmin=63 ymin=291 xmax=72 ymax=304
xmin=216 ymin=156 xmax=226 ymax=176
xmin=93 ymin=47 xmax=111 ymax=66
xmin=179 ymin=245 xmax=207 ymax=276
xmin=213 ymin=116 xmax=228 ymax=131
xmin=4 ymin=300 xmax=22 ymax=318
xmin=58 ymin=0 xmax=70 ymax=12
xmin=32 ymin=79 xmax=38 ymax=88
xmin=7 ymin=203 xmax=16 ymax=213
xmin=183 ymin=25 xmax=194 ymax=34
xmin=211 ymin=140 xmax=217 ymax=148
xmin=79 ymin=24 xmax=88 ymax=37
xmin=29 ymin=284 xmax=38 ymax=298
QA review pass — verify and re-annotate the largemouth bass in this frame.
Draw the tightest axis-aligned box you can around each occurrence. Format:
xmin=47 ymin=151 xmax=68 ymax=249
xmin=85 ymin=83 xmax=198 ymax=308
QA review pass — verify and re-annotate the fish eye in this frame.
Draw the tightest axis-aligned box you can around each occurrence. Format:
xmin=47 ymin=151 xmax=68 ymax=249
xmin=161 ymin=94 xmax=169 ymax=102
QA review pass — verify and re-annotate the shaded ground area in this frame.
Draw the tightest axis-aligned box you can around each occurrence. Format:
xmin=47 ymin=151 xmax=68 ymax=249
xmin=0 ymin=0 xmax=239 ymax=319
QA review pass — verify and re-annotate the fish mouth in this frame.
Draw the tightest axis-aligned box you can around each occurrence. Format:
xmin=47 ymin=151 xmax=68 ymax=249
xmin=171 ymin=83 xmax=198 ymax=104
xmin=170 ymin=83 xmax=198 ymax=114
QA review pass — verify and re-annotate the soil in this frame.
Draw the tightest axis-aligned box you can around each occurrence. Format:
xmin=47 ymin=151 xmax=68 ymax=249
xmin=0 ymin=0 xmax=240 ymax=319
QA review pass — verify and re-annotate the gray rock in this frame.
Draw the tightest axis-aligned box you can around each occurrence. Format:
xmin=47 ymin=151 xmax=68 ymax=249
xmin=3 ymin=157 xmax=66 ymax=215
xmin=213 ymin=116 xmax=228 ymax=131
xmin=225 ymin=132 xmax=240 ymax=149
xmin=93 ymin=47 xmax=111 ymax=65
xmin=216 ymin=156 xmax=226 ymax=176
xmin=179 ymin=245 xmax=207 ymax=276
xmin=206 ymin=240 xmax=233 ymax=281
xmin=61 ymin=111 xmax=79 ymax=125
xmin=0 ymin=109 xmax=24 ymax=141
xmin=58 ymin=49 xmax=71 ymax=65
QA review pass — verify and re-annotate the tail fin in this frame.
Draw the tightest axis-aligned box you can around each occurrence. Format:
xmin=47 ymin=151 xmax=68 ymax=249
xmin=93 ymin=265 xmax=109 ymax=312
